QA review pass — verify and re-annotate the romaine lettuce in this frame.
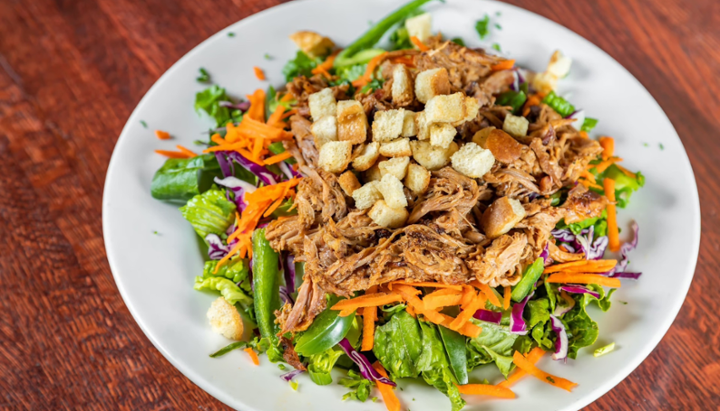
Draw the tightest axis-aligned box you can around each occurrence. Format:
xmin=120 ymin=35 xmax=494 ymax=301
xmin=150 ymin=154 xmax=223 ymax=201
xmin=417 ymin=321 xmax=465 ymax=411
xmin=180 ymin=186 xmax=236 ymax=239
xmin=203 ymin=258 xmax=250 ymax=291
xmin=373 ymin=310 xmax=423 ymax=379
xmin=193 ymin=276 xmax=253 ymax=307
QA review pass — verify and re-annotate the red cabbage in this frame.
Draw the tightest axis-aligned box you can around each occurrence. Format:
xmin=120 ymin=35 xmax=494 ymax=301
xmin=610 ymin=271 xmax=642 ymax=279
xmin=279 ymin=286 xmax=294 ymax=305
xmin=226 ymin=151 xmax=280 ymax=186
xmin=337 ymin=338 xmax=396 ymax=386
xmin=219 ymin=100 xmax=251 ymax=111
xmin=558 ymin=285 xmax=600 ymax=299
xmin=551 ymin=228 xmax=576 ymax=243
xmin=473 ymin=309 xmax=502 ymax=324
xmin=554 ymin=291 xmax=576 ymax=316
xmin=575 ymin=225 xmax=609 ymax=260
xmin=605 ymin=221 xmax=642 ymax=279
xmin=280 ymin=369 xmax=304 ymax=382
xmin=205 ymin=233 xmax=230 ymax=260
xmin=285 ymin=253 xmax=297 ymax=293
xmin=214 ymin=152 xmax=234 ymax=178
xmin=278 ymin=161 xmax=301 ymax=180
xmin=509 ymin=291 xmax=534 ymax=334
xmin=214 ymin=176 xmax=256 ymax=212
xmin=540 ymin=242 xmax=551 ymax=264
xmin=549 ymin=315 xmax=568 ymax=361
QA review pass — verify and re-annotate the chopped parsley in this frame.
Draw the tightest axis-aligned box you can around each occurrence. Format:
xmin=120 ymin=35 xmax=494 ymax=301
xmin=547 ymin=376 xmax=556 ymax=383
xmin=153 ymin=231 xmax=158 ymax=235
xmin=278 ymin=364 xmax=286 ymax=370
xmin=451 ymin=37 xmax=466 ymax=47
xmin=227 ymin=32 xmax=235 ymax=37
xmin=196 ymin=67 xmax=210 ymax=83
xmin=264 ymin=53 xmax=273 ymax=60
xmin=475 ymin=15 xmax=490 ymax=39
xmin=643 ymin=143 xmax=649 ymax=147
xmin=282 ymin=51 xmax=323 ymax=82
xmin=290 ymin=380 xmax=298 ymax=391
xmin=659 ymin=143 xmax=665 ymax=150
xmin=581 ymin=117 xmax=598 ymax=132
xmin=140 ymin=120 xmax=148 ymax=128
xmin=496 ymin=11 xmax=501 ymax=16
xmin=495 ymin=23 xmax=502 ymax=30
xmin=492 ymin=43 xmax=502 ymax=52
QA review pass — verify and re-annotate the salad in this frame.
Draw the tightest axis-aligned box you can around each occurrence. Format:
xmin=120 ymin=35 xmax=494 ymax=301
xmin=149 ymin=0 xmax=645 ymax=409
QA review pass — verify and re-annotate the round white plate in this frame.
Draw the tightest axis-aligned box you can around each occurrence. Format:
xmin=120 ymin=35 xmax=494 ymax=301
xmin=103 ymin=0 xmax=701 ymax=410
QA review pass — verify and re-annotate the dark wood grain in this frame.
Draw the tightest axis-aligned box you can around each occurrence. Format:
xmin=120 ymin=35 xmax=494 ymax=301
xmin=0 ymin=0 xmax=718 ymax=409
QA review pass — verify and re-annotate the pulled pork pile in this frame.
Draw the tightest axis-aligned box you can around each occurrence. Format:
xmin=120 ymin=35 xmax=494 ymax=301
xmin=268 ymin=40 xmax=606 ymax=333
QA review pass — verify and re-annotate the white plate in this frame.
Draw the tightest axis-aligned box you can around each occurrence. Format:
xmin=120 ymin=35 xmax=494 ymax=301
xmin=102 ymin=0 xmax=701 ymax=410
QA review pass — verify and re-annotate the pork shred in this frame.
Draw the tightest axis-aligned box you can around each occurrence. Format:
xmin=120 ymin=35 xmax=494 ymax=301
xmin=268 ymin=40 xmax=608 ymax=333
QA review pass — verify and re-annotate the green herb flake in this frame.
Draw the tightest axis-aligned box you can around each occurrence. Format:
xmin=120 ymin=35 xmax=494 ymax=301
xmin=451 ymin=37 xmax=466 ymax=47
xmin=594 ymin=342 xmax=616 ymax=357
xmin=643 ymin=143 xmax=649 ymax=147
xmin=278 ymin=364 xmax=287 ymax=370
xmin=264 ymin=53 xmax=272 ymax=60
xmin=492 ymin=43 xmax=502 ymax=52
xmin=495 ymin=23 xmax=502 ymax=30
xmin=546 ymin=376 xmax=556 ymax=383
xmin=140 ymin=120 xmax=148 ymax=128
xmin=196 ymin=67 xmax=210 ymax=83
xmin=153 ymin=231 xmax=158 ymax=235
xmin=496 ymin=11 xmax=501 ymax=16
xmin=227 ymin=32 xmax=235 ymax=37
xmin=659 ymin=143 xmax=665 ymax=150
xmin=581 ymin=117 xmax=598 ymax=132
xmin=372 ymin=397 xmax=378 ymax=402
xmin=475 ymin=15 xmax=490 ymax=39
xmin=290 ymin=381 xmax=299 ymax=391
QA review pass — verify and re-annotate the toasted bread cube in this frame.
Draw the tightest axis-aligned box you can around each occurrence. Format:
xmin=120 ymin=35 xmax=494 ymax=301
xmin=405 ymin=13 xmax=432 ymax=43
xmin=352 ymin=181 xmax=383 ymax=210
xmin=372 ymin=109 xmax=405 ymax=142
xmin=401 ymin=110 xmax=417 ymax=137
xmin=462 ymin=96 xmax=480 ymax=123
xmin=337 ymin=100 xmax=369 ymax=144
xmin=369 ymin=200 xmax=409 ymax=229
xmin=410 ymin=140 xmax=458 ymax=171
xmin=379 ymin=138 xmax=412 ymax=158
xmin=318 ymin=140 xmax=352 ymax=173
xmin=363 ymin=162 xmax=383 ymax=182
xmin=472 ymin=126 xmax=496 ymax=147
xmin=480 ymin=196 xmax=527 ymax=239
xmin=352 ymin=142 xmax=380 ymax=172
xmin=289 ymin=31 xmax=335 ymax=58
xmin=311 ymin=115 xmax=338 ymax=148
xmin=415 ymin=111 xmax=431 ymax=140
xmin=207 ymin=297 xmax=244 ymax=340
xmin=425 ymin=93 xmax=466 ymax=124
xmin=415 ymin=68 xmax=451 ymax=104
xmin=450 ymin=142 xmax=495 ymax=178
xmin=377 ymin=174 xmax=408 ymax=209
xmin=404 ymin=163 xmax=431 ymax=195
xmin=547 ymin=50 xmax=572 ymax=78
xmin=338 ymin=171 xmax=361 ymax=196
xmin=479 ymin=128 xmax=524 ymax=164
xmin=392 ymin=65 xmax=415 ymax=106
xmin=503 ymin=113 xmax=530 ymax=138
xmin=429 ymin=123 xmax=457 ymax=149
xmin=379 ymin=156 xmax=410 ymax=181
xmin=308 ymin=88 xmax=337 ymax=121
xmin=530 ymin=71 xmax=558 ymax=94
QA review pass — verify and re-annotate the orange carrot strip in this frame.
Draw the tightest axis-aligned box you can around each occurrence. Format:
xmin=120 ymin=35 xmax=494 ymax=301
xmin=522 ymin=94 xmax=543 ymax=116
xmin=155 ymin=130 xmax=171 ymax=140
xmin=591 ymin=157 xmax=623 ymax=173
xmin=456 ymin=384 xmax=515 ymax=399
xmin=266 ymin=105 xmax=287 ymax=129
xmin=512 ymin=351 xmax=577 ymax=391
xmin=245 ymin=89 xmax=266 ymax=122
xmin=579 ymin=131 xmax=589 ymax=139
xmin=253 ymin=66 xmax=266 ymax=81
xmin=373 ymin=362 xmax=401 ymax=411
xmin=604 ymin=177 xmax=620 ymax=252
xmin=491 ymin=59 xmax=515 ymax=71
xmin=423 ymin=294 xmax=463 ymax=310
xmin=331 ymin=293 xmax=403 ymax=312
xmin=361 ymin=286 xmax=378 ymax=351
xmin=392 ymin=281 xmax=463 ymax=291
xmin=244 ymin=348 xmax=260 ymax=365
xmin=449 ymin=292 xmax=483 ymax=331
xmin=211 ymin=133 xmax=226 ymax=145
xmin=425 ymin=288 xmax=462 ymax=298
xmin=615 ymin=164 xmax=637 ymax=179
xmin=580 ymin=170 xmax=597 ymax=184
xmin=503 ymin=286 xmax=511 ymax=310
xmin=389 ymin=56 xmax=415 ymax=66
xmin=280 ymin=108 xmax=298 ymax=120
xmin=311 ymin=49 xmax=340 ymax=75
xmin=460 ymin=321 xmax=482 ymax=338
xmin=154 ymin=149 xmax=191 ymax=159
xmin=406 ymin=303 xmax=416 ymax=318
xmin=599 ymin=137 xmax=614 ymax=160
xmin=352 ymin=52 xmax=388 ymax=87
xmin=263 ymin=151 xmax=293 ymax=165
xmin=460 ymin=285 xmax=475 ymax=309
xmin=410 ymin=36 xmax=429 ymax=51
xmin=578 ymin=179 xmax=604 ymax=190
xmin=470 ymin=281 xmax=502 ymax=308
xmin=498 ymin=347 xmax=545 ymax=388
xmin=280 ymin=92 xmax=295 ymax=103
xmin=546 ymin=273 xmax=622 ymax=288
xmin=543 ymin=260 xmax=617 ymax=274
xmin=176 ymin=145 xmax=198 ymax=158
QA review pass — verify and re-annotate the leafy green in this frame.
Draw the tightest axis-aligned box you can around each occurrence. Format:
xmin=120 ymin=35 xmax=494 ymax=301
xmin=496 ymin=90 xmax=527 ymax=114
xmin=451 ymin=37 xmax=466 ymax=47
xmin=581 ymin=117 xmax=598 ymax=132
xmin=542 ymin=91 xmax=575 ymax=118
xmin=195 ymin=85 xmax=243 ymax=128
xmin=373 ymin=310 xmax=423 ymax=379
xmin=265 ymin=85 xmax=296 ymax=121
xmin=193 ymin=276 xmax=253 ymax=307
xmin=335 ymin=64 xmax=367 ymax=83
xmin=467 ymin=321 xmax=518 ymax=377
xmin=475 ymin=14 xmax=490 ymax=39
xmin=150 ymin=154 xmax=223 ymax=201
xmin=339 ymin=370 xmax=372 ymax=402
xmin=282 ymin=51 xmax=323 ymax=82
xmin=268 ymin=141 xmax=297 ymax=165
xmin=203 ymin=258 xmax=250 ymax=290
xmin=561 ymin=287 xmax=615 ymax=359
xmin=601 ymin=164 xmax=645 ymax=208
xmin=180 ymin=186 xmax=236 ymax=239
xmin=388 ymin=9 xmax=423 ymax=51
xmin=527 ymin=298 xmax=551 ymax=329
xmin=308 ymin=348 xmax=344 ymax=385
xmin=555 ymin=209 xmax=607 ymax=236
xmin=438 ymin=326 xmax=469 ymax=385
xmin=511 ymin=257 xmax=544 ymax=302
xmin=197 ymin=67 xmax=210 ymax=83
xmin=295 ymin=298 xmax=356 ymax=356
xmin=417 ymin=321 xmax=465 ymax=411
xmin=360 ymin=78 xmax=385 ymax=94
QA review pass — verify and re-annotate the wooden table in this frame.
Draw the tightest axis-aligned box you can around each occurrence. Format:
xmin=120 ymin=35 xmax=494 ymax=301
xmin=1 ymin=0 xmax=717 ymax=409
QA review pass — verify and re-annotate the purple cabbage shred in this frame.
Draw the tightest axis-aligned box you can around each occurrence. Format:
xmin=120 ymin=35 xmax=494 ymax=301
xmin=337 ymin=339 xmax=396 ymax=387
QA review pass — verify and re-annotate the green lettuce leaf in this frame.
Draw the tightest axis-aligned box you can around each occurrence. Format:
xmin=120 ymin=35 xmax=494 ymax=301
xmin=467 ymin=321 xmax=518 ymax=377
xmin=601 ymin=164 xmax=645 ymax=208
xmin=562 ymin=287 xmax=616 ymax=359
xmin=417 ymin=321 xmax=465 ymax=411
xmin=339 ymin=370 xmax=372 ymax=402
xmin=203 ymin=258 xmax=250 ymax=291
xmin=373 ymin=310 xmax=423 ymax=379
xmin=527 ymin=298 xmax=551 ymax=329
xmin=150 ymin=154 xmax=223 ymax=201
xmin=180 ymin=186 xmax=236 ymax=239
xmin=195 ymin=85 xmax=243 ymax=128
xmin=193 ymin=276 xmax=253 ymax=307
xmin=282 ymin=51 xmax=323 ymax=82
xmin=581 ymin=117 xmax=598 ymax=132
xmin=308 ymin=348 xmax=344 ymax=385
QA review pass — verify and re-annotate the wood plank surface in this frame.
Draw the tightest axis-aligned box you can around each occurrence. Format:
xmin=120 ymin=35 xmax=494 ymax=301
xmin=1 ymin=0 xmax=718 ymax=409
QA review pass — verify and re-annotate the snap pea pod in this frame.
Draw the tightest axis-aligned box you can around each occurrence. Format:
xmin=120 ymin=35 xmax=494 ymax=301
xmin=252 ymin=228 xmax=283 ymax=360
xmin=438 ymin=326 xmax=468 ymax=385
xmin=334 ymin=0 xmax=437 ymax=68
xmin=511 ymin=257 xmax=544 ymax=302
xmin=294 ymin=296 xmax=356 ymax=357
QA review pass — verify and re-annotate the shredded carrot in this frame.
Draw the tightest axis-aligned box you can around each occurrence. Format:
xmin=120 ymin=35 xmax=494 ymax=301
xmin=460 ymin=285 xmax=475 ymax=309
xmin=512 ymin=351 xmax=577 ymax=391
xmin=263 ymin=151 xmax=293 ymax=165
xmin=211 ymin=133 xmax=226 ymax=145
xmin=579 ymin=130 xmax=589 ymax=139
xmin=245 ymin=89 xmax=266 ymax=122
xmin=266 ymin=105 xmax=287 ymax=129
xmin=615 ymin=164 xmax=637 ymax=179
xmin=578 ymin=178 xmax=604 ymax=190
xmin=154 ymin=149 xmax=192 ymax=158
xmin=311 ymin=49 xmax=341 ymax=75
xmin=498 ymin=347 xmax=545 ymax=388
xmin=503 ymin=286 xmax=511 ymax=310
xmin=546 ymin=273 xmax=622 ymax=288
xmin=491 ymin=59 xmax=515 ymax=71
xmin=406 ymin=302 xmax=416 ymax=317
xmin=244 ymin=348 xmax=260 ymax=366
xmin=373 ymin=362 xmax=401 ymax=411
xmin=522 ymin=94 xmax=543 ymax=116
xmin=361 ymin=286 xmax=378 ymax=351
xmin=155 ymin=130 xmax=171 ymax=140
xmin=280 ymin=92 xmax=295 ymax=103
xmin=253 ymin=66 xmax=266 ymax=80
xmin=456 ymin=384 xmax=515 ymax=399
xmin=410 ymin=36 xmax=429 ymax=51
xmin=176 ymin=145 xmax=198 ymax=158
xmin=352 ymin=52 xmax=388 ymax=88
xmin=423 ymin=293 xmax=463 ymax=310
xmin=432 ymin=312 xmax=482 ymax=338
xmin=389 ymin=56 xmax=415 ymax=66
xmin=580 ymin=170 xmax=597 ymax=184
xmin=604 ymin=177 xmax=620 ymax=252
xmin=599 ymin=137 xmax=614 ymax=160
xmin=449 ymin=291 xmax=483 ymax=331
xmin=460 ymin=321 xmax=483 ymax=338
xmin=470 ymin=281 xmax=502 ymax=308
xmin=332 ymin=293 xmax=403 ymax=315
xmin=392 ymin=280 xmax=463 ymax=291
xmin=279 ymin=108 xmax=297 ymax=120
xmin=543 ymin=259 xmax=617 ymax=274
xmin=590 ymin=157 xmax=623 ymax=174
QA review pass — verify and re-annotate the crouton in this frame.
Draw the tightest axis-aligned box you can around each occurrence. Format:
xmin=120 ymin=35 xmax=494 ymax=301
xmin=404 ymin=163 xmax=431 ymax=195
xmin=363 ymin=162 xmax=383 ymax=182
xmin=462 ymin=96 xmax=480 ymax=123
xmin=405 ymin=13 xmax=432 ymax=42
xmin=352 ymin=142 xmax=380 ymax=172
xmin=377 ymin=174 xmax=408 ymax=209
xmin=379 ymin=156 xmax=410 ymax=180
xmin=480 ymin=197 xmax=527 ymax=239
xmin=352 ymin=181 xmax=383 ymax=210
xmin=503 ymin=114 xmax=530 ymax=138
xmin=338 ymin=171 xmax=361 ymax=196
xmin=392 ymin=65 xmax=414 ymax=106
xmin=530 ymin=71 xmax=558 ymax=94
xmin=401 ymin=110 xmax=417 ymax=137
xmin=308 ymin=88 xmax=337 ymax=121
xmin=311 ymin=115 xmax=338 ymax=148
xmin=369 ymin=200 xmax=409 ymax=229
xmin=472 ymin=126 xmax=496 ymax=147
xmin=547 ymin=50 xmax=572 ymax=78
xmin=415 ymin=68 xmax=451 ymax=104
xmin=429 ymin=123 xmax=457 ymax=149
xmin=480 ymin=128 xmax=524 ymax=164
xmin=289 ymin=31 xmax=335 ymax=58
xmin=318 ymin=140 xmax=352 ymax=173
xmin=379 ymin=138 xmax=412 ymax=157
xmin=425 ymin=93 xmax=466 ymax=124
xmin=337 ymin=100 xmax=368 ymax=144
xmin=372 ymin=109 xmax=405 ymax=142
xmin=207 ymin=297 xmax=244 ymax=340
xmin=415 ymin=111 xmax=431 ymax=140
xmin=410 ymin=140 xmax=459 ymax=170
xmin=450 ymin=142 xmax=495 ymax=178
